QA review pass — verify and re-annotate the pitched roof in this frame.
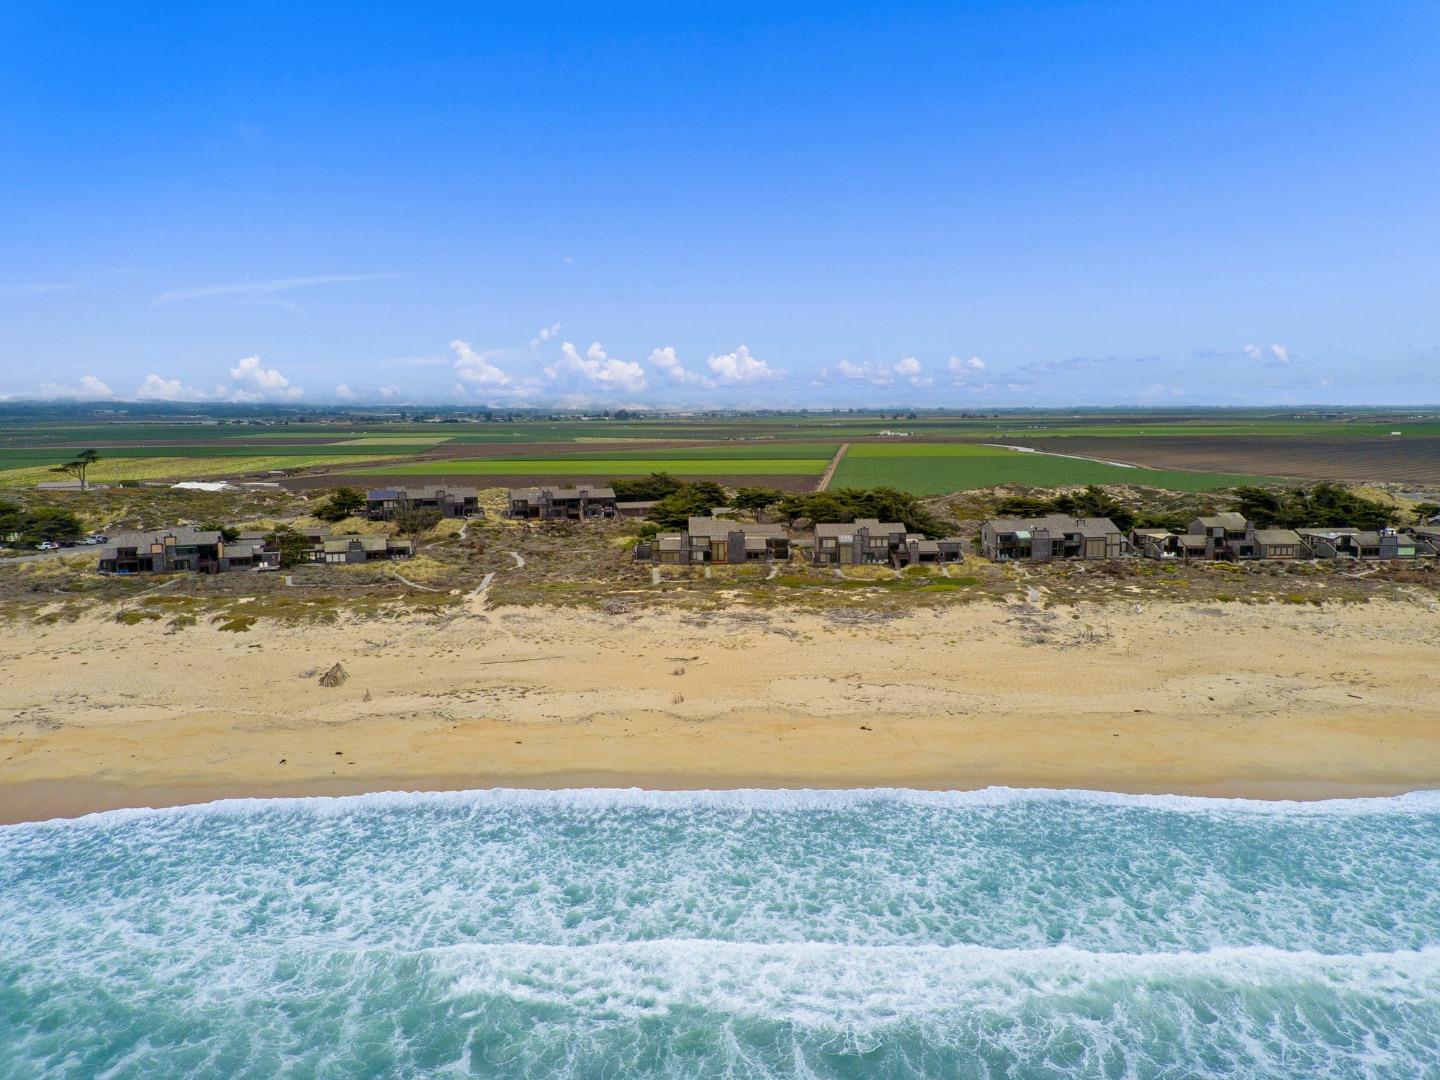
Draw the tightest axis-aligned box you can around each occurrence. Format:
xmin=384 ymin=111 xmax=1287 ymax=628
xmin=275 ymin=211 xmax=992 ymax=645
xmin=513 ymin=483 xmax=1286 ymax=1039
xmin=986 ymin=515 xmax=1120 ymax=538
xmin=1253 ymin=528 xmax=1302 ymax=546
xmin=813 ymin=518 xmax=907 ymax=539
xmin=509 ymin=485 xmax=617 ymax=501
xmin=685 ymin=516 xmax=785 ymax=539
xmin=1193 ymin=512 xmax=1248 ymax=530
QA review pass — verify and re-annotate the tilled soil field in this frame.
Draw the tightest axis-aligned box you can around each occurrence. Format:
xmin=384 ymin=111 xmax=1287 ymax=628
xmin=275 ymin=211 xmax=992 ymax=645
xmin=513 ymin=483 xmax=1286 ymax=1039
xmin=1009 ymin=436 xmax=1440 ymax=487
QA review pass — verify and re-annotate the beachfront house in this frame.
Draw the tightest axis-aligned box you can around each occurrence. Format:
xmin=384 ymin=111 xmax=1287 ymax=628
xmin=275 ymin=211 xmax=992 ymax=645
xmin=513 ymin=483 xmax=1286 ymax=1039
xmin=643 ymin=517 xmax=790 ymax=565
xmin=980 ymin=516 xmax=1125 ymax=561
xmin=1251 ymin=528 xmax=1304 ymax=560
xmin=97 ymin=528 xmax=280 ymax=574
xmin=1187 ymin=513 xmax=1253 ymax=560
xmin=365 ymin=486 xmax=481 ymax=520
xmin=508 ymin=486 xmax=618 ymax=520
xmin=1299 ymin=527 xmax=1433 ymax=560
xmin=813 ymin=518 xmax=964 ymax=567
xmin=300 ymin=534 xmax=415 ymax=564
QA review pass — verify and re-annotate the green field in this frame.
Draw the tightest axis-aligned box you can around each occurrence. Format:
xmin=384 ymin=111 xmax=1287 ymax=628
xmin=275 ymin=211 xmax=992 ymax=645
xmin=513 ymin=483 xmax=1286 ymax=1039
xmin=362 ymin=457 xmax=831 ymax=477
xmin=831 ymin=443 xmax=1276 ymax=494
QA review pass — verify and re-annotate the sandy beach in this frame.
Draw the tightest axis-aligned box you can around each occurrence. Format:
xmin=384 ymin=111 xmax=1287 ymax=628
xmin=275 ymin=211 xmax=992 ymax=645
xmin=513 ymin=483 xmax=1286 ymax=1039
xmin=3 ymin=598 xmax=1439 ymax=823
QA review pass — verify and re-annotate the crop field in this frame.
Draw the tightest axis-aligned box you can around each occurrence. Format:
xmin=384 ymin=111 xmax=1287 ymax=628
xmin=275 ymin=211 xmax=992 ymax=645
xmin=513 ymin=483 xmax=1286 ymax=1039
xmin=1017 ymin=436 xmax=1440 ymax=488
xmin=831 ymin=443 xmax=1277 ymax=495
xmin=362 ymin=456 xmax=831 ymax=477
xmin=0 ymin=454 xmax=410 ymax=487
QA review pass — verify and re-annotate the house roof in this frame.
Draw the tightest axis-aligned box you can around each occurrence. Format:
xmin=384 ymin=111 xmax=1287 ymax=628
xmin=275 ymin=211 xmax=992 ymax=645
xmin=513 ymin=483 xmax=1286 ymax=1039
xmin=369 ymin=485 xmax=478 ymax=501
xmin=813 ymin=518 xmax=906 ymax=539
xmin=509 ymin=486 xmax=617 ymax=501
xmin=1193 ymin=512 xmax=1248 ymax=531
xmin=1175 ymin=534 xmax=1209 ymax=548
xmin=615 ymin=500 xmax=659 ymax=510
xmin=986 ymin=515 xmax=1120 ymax=538
xmin=685 ymin=516 xmax=785 ymax=539
xmin=1254 ymin=528 xmax=1302 ymax=546
xmin=101 ymin=527 xmax=223 ymax=557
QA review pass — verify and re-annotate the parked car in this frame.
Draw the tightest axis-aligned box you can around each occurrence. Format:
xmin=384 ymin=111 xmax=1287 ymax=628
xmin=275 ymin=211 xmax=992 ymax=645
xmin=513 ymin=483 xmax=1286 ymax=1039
xmin=37 ymin=541 xmax=59 ymax=550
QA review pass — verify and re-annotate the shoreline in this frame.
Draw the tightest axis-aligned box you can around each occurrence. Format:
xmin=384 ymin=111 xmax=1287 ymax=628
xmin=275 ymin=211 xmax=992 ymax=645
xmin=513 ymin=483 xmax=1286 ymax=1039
xmin=5 ymin=599 xmax=1439 ymax=826
xmin=2 ymin=773 xmax=1432 ymax=827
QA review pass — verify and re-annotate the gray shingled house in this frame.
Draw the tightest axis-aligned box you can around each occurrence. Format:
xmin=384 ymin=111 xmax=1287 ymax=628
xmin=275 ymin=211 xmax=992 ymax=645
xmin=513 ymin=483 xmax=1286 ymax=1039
xmin=813 ymin=518 xmax=963 ymax=567
xmin=301 ymin=534 xmax=415 ymax=564
xmin=645 ymin=517 xmax=790 ymax=565
xmin=508 ymin=486 xmax=618 ymax=520
xmin=97 ymin=528 xmax=280 ymax=574
xmin=980 ymin=516 xmax=1125 ymax=561
xmin=366 ymin=486 xmax=481 ymax=519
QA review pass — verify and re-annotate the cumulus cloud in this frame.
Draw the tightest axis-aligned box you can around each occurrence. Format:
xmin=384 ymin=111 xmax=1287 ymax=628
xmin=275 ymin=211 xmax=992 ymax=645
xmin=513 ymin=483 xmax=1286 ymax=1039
xmin=827 ymin=356 xmax=930 ymax=388
xmin=1243 ymin=344 xmax=1264 ymax=361
xmin=1269 ymin=343 xmax=1290 ymax=364
xmin=1243 ymin=342 xmax=1292 ymax=366
xmin=378 ymin=384 xmax=400 ymax=399
xmin=36 ymin=374 xmax=114 ymax=400
xmin=529 ymin=322 xmax=562 ymax=349
xmin=648 ymin=346 xmax=716 ymax=387
xmin=450 ymin=339 xmax=513 ymax=387
xmin=334 ymin=383 xmax=355 ymax=400
xmin=133 ymin=374 xmax=217 ymax=402
xmin=706 ymin=345 xmax=782 ymax=385
xmin=229 ymin=355 xmax=303 ymax=399
xmin=548 ymin=341 xmax=648 ymax=393
xmin=948 ymin=355 xmax=986 ymax=374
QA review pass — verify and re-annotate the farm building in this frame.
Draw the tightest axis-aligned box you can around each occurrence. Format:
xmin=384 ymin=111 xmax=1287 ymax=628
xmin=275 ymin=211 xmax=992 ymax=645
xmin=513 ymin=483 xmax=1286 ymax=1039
xmin=508 ymin=486 xmax=618 ymax=520
xmin=642 ymin=517 xmax=790 ymax=565
xmin=813 ymin=519 xmax=964 ymax=567
xmin=98 ymin=528 xmax=280 ymax=575
xmin=980 ymin=516 xmax=1126 ymax=561
xmin=366 ymin=486 xmax=481 ymax=520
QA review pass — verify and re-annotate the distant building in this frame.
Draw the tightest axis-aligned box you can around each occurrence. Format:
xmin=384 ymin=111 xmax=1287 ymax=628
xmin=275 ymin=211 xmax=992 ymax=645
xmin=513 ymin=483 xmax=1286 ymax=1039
xmin=980 ymin=516 xmax=1126 ymax=561
xmin=1298 ymin=527 xmax=1433 ymax=560
xmin=615 ymin=500 xmax=659 ymax=518
xmin=366 ymin=486 xmax=481 ymax=520
xmin=508 ymin=486 xmax=618 ymax=520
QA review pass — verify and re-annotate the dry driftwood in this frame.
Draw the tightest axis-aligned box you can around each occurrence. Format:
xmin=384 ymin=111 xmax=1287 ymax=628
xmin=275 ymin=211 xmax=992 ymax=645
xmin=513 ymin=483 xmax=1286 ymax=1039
xmin=318 ymin=662 xmax=349 ymax=688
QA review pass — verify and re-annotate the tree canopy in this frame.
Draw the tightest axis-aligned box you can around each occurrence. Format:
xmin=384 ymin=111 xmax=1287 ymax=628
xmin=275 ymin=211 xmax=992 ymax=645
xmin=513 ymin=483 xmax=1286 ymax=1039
xmin=316 ymin=486 xmax=367 ymax=522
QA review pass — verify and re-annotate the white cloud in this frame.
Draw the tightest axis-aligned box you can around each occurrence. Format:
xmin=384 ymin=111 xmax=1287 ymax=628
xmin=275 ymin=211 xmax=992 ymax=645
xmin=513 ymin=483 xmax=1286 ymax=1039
xmin=1269 ymin=343 xmax=1290 ymax=364
xmin=829 ymin=356 xmax=930 ymax=388
xmin=378 ymin=384 xmax=400 ymax=399
xmin=157 ymin=273 xmax=397 ymax=305
xmin=948 ymin=355 xmax=986 ymax=374
xmin=229 ymin=355 xmax=303 ymax=399
xmin=0 ymin=282 xmax=78 ymax=300
xmin=35 ymin=374 xmax=115 ymax=400
xmin=706 ymin=344 xmax=782 ymax=385
xmin=133 ymin=374 xmax=216 ymax=402
xmin=529 ymin=322 xmax=562 ymax=349
xmin=548 ymin=341 xmax=648 ymax=393
xmin=335 ymin=383 xmax=355 ymax=400
xmin=1318 ymin=376 xmax=1334 ymax=388
xmin=894 ymin=357 xmax=922 ymax=377
xmin=648 ymin=346 xmax=716 ymax=387
xmin=1243 ymin=344 xmax=1264 ymax=361
xmin=450 ymin=339 xmax=513 ymax=387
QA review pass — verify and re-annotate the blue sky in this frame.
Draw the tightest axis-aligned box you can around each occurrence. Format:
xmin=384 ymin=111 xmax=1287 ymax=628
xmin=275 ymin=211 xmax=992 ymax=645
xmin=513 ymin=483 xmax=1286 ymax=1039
xmin=2 ymin=2 xmax=1438 ymax=408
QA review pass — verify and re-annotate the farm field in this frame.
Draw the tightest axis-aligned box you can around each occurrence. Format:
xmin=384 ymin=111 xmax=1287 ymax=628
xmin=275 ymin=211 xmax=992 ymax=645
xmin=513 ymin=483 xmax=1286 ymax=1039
xmin=831 ymin=443 xmax=1277 ymax=495
xmin=0 ymin=454 xmax=409 ymax=487
xmin=1018 ymin=436 xmax=1440 ymax=488
xmin=361 ymin=456 xmax=831 ymax=477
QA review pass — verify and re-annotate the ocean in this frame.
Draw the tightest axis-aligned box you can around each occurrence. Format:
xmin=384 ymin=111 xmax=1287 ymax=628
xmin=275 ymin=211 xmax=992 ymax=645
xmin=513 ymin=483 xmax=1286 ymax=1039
xmin=3 ymin=787 xmax=1439 ymax=1078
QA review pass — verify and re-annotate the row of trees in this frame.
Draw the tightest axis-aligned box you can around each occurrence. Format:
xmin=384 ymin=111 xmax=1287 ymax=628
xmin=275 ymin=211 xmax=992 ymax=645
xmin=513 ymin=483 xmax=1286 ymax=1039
xmin=993 ymin=483 xmax=1425 ymax=534
xmin=619 ymin=472 xmax=948 ymax=537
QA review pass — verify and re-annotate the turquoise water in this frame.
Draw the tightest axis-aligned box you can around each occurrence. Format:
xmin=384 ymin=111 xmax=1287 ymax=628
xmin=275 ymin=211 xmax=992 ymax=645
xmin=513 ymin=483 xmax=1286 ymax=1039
xmin=3 ymin=788 xmax=1440 ymax=1078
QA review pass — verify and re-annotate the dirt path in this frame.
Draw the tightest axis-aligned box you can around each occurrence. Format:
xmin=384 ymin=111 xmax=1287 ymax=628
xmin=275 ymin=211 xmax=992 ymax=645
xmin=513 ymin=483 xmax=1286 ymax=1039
xmin=816 ymin=443 xmax=850 ymax=491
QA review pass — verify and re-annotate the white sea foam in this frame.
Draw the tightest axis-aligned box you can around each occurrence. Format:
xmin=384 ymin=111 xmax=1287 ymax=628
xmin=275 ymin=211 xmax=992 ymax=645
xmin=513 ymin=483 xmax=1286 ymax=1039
xmin=11 ymin=783 xmax=1440 ymax=833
